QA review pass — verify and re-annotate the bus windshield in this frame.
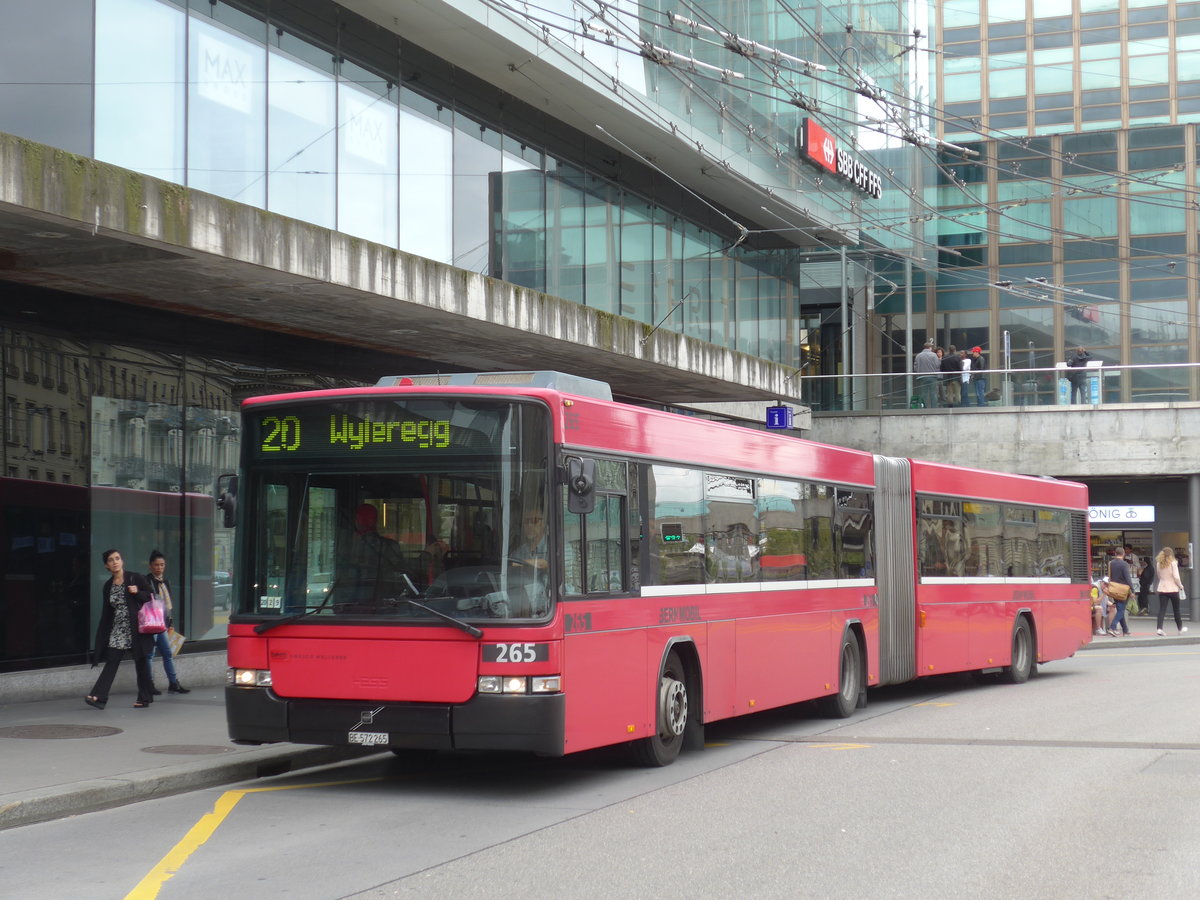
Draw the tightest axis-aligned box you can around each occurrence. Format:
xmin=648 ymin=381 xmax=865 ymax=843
xmin=238 ymin=396 xmax=553 ymax=624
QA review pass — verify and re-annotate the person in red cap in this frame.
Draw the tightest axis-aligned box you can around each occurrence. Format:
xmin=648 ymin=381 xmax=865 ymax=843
xmin=967 ymin=346 xmax=987 ymax=406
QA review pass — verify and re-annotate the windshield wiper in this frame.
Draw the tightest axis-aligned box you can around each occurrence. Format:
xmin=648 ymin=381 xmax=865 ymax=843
xmin=396 ymin=597 xmax=484 ymax=639
xmin=254 ymin=577 xmax=483 ymax=639
xmin=254 ymin=607 xmax=324 ymax=634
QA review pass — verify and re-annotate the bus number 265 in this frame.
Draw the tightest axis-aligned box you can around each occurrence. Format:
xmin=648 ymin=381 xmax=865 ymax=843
xmin=487 ymin=643 xmax=548 ymax=663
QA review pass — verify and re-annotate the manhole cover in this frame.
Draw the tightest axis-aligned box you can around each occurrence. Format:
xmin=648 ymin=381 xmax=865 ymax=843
xmin=0 ymin=724 xmax=122 ymax=739
xmin=142 ymin=745 xmax=238 ymax=755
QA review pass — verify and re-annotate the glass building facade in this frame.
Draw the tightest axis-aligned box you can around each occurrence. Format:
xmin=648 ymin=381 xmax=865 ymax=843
xmin=0 ymin=0 xmax=935 ymax=670
xmin=887 ymin=0 xmax=1200 ymax=406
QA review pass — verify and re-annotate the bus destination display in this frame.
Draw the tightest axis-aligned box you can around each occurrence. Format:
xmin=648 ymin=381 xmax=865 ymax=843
xmin=254 ymin=405 xmax=455 ymax=458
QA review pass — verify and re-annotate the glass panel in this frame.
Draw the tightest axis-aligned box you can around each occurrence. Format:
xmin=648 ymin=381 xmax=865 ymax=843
xmin=241 ymin=398 xmax=552 ymax=621
xmin=1002 ymin=506 xmax=1039 ymax=577
xmin=399 ymin=96 xmax=453 ymax=264
xmin=1128 ymin=56 xmax=1169 ymax=83
xmin=188 ymin=17 xmax=267 ymax=205
xmin=804 ymin=483 xmax=836 ymax=580
xmin=96 ymin=0 xmax=185 ymax=182
xmin=1063 ymin=197 xmax=1118 ymax=236
xmin=0 ymin=0 xmax=93 ymax=154
xmin=648 ymin=466 xmax=706 ymax=586
xmin=267 ymin=49 xmax=335 ymax=228
xmin=452 ymin=113 xmax=501 ymax=273
xmin=337 ymin=65 xmax=398 ymax=246
xmin=1064 ymin=302 xmax=1120 ymax=357
xmin=943 ymin=73 xmax=983 ymax=103
xmin=1037 ymin=509 xmax=1072 ymax=576
xmin=757 ymin=478 xmax=805 ymax=582
xmin=705 ymin=474 xmax=758 ymax=585
xmin=1002 ymin=306 xmax=1056 ymax=406
xmin=964 ymin=501 xmax=1003 ymax=576
xmin=919 ymin=498 xmax=965 ymax=577
xmin=836 ymin=490 xmax=874 ymax=577
xmin=1131 ymin=342 xmax=1189 ymax=402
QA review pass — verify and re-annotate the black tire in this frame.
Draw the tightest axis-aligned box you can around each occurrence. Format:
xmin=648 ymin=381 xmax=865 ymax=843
xmin=631 ymin=651 xmax=689 ymax=767
xmin=1002 ymin=617 xmax=1034 ymax=685
xmin=817 ymin=633 xmax=862 ymax=718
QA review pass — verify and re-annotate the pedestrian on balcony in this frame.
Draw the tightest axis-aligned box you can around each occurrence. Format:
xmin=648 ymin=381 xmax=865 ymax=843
xmin=1066 ymin=346 xmax=1092 ymax=404
xmin=967 ymin=346 xmax=988 ymax=406
xmin=940 ymin=344 xmax=962 ymax=407
xmin=913 ymin=340 xmax=939 ymax=409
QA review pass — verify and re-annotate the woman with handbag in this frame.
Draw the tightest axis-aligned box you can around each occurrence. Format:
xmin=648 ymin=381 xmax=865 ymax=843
xmin=1105 ymin=547 xmax=1134 ymax=637
xmin=85 ymin=549 xmax=157 ymax=709
xmin=1154 ymin=546 xmax=1189 ymax=636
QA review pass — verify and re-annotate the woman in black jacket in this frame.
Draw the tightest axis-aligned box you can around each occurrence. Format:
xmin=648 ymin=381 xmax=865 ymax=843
xmin=85 ymin=549 xmax=156 ymax=709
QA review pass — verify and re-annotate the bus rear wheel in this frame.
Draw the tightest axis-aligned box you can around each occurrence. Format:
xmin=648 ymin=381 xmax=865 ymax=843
xmin=631 ymin=651 xmax=688 ymax=767
xmin=1002 ymin=617 xmax=1034 ymax=685
xmin=817 ymin=633 xmax=862 ymax=719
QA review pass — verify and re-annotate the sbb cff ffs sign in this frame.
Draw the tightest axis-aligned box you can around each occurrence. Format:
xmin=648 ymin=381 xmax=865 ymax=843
xmin=800 ymin=119 xmax=883 ymax=200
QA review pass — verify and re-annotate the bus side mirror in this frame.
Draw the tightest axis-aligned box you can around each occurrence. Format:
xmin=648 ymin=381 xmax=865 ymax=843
xmin=216 ymin=474 xmax=238 ymax=528
xmin=565 ymin=457 xmax=596 ymax=515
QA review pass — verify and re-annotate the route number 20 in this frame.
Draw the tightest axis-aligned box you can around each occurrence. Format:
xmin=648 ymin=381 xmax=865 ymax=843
xmin=261 ymin=415 xmax=302 ymax=452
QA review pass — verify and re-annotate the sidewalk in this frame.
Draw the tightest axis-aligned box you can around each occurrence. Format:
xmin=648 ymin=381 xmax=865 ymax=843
xmin=1080 ymin=614 xmax=1198 ymax=650
xmin=0 ymin=653 xmax=371 ymax=831
xmin=2 ymin=625 xmax=1197 ymax=832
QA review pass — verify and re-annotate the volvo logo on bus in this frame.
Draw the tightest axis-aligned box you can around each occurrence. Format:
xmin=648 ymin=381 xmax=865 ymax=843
xmin=799 ymin=118 xmax=883 ymax=200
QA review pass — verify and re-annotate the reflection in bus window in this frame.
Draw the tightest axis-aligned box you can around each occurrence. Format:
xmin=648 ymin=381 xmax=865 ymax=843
xmin=919 ymin=498 xmax=964 ymax=578
xmin=704 ymin=473 xmax=757 ymax=584
xmin=1002 ymin=505 xmax=1038 ymax=577
xmin=1037 ymin=509 xmax=1071 ymax=576
xmin=836 ymin=489 xmax=874 ymax=578
xmin=804 ymin=483 xmax=836 ymax=580
xmin=758 ymin=478 xmax=806 ymax=582
xmin=648 ymin=466 xmax=706 ymax=586
xmin=964 ymin=501 xmax=1002 ymax=576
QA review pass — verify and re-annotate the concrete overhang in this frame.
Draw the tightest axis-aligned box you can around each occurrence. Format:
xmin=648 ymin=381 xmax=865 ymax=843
xmin=340 ymin=0 xmax=847 ymax=248
xmin=0 ymin=132 xmax=807 ymax=407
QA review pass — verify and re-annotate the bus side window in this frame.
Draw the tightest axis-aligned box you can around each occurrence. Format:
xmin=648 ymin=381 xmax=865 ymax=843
xmin=563 ymin=498 xmax=584 ymax=595
xmin=562 ymin=493 xmax=626 ymax=594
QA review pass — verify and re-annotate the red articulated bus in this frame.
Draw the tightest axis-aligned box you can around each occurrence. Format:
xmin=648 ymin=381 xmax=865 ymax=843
xmin=224 ymin=371 xmax=1092 ymax=765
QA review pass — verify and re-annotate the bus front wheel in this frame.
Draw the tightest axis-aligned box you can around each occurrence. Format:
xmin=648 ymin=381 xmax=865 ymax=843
xmin=631 ymin=651 xmax=688 ymax=767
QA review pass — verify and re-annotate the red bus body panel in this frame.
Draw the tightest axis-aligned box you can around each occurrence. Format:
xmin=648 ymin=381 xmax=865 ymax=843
xmin=230 ymin=385 xmax=1089 ymax=757
xmin=909 ymin=459 xmax=1092 ymax=676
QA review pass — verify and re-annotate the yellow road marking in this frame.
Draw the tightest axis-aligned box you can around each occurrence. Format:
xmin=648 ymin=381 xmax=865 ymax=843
xmin=807 ymin=742 xmax=870 ymax=750
xmin=125 ymin=776 xmax=386 ymax=900
xmin=914 ymin=701 xmax=955 ymax=707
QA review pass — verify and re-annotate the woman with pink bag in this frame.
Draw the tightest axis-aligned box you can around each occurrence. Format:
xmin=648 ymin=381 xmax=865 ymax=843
xmin=84 ymin=549 xmax=156 ymax=710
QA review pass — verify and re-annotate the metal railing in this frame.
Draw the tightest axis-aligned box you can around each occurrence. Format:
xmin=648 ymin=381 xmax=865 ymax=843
xmin=801 ymin=362 xmax=1200 ymax=413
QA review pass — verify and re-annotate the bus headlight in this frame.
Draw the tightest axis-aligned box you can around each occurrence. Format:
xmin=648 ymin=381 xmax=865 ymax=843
xmin=228 ymin=667 xmax=272 ymax=687
xmin=477 ymin=675 xmax=562 ymax=694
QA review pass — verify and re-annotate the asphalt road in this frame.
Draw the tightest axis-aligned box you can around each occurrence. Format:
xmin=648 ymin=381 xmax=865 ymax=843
xmin=11 ymin=645 xmax=1200 ymax=899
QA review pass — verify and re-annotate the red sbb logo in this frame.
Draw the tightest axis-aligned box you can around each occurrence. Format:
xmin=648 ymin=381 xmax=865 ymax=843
xmin=800 ymin=119 xmax=883 ymax=200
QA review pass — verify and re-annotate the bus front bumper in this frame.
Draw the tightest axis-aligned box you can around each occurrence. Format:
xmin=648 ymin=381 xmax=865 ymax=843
xmin=225 ymin=686 xmax=566 ymax=756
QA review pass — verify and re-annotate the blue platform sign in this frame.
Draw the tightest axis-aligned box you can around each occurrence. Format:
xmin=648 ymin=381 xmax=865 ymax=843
xmin=766 ymin=405 xmax=793 ymax=429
